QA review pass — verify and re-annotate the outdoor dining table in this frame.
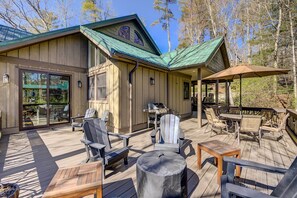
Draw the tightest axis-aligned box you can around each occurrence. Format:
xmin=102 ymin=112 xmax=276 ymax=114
xmin=220 ymin=113 xmax=243 ymax=140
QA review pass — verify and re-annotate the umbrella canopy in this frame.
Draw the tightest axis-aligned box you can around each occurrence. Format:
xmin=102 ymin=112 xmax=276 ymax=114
xmin=203 ymin=64 xmax=290 ymax=113
xmin=204 ymin=65 xmax=290 ymax=80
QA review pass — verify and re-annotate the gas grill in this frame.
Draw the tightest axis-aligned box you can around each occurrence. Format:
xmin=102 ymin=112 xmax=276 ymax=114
xmin=143 ymin=103 xmax=169 ymax=129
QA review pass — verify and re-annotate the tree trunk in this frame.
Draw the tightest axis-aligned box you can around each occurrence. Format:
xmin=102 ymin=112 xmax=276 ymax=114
xmin=273 ymin=0 xmax=283 ymax=93
xmin=273 ymin=0 xmax=282 ymax=69
xmin=166 ymin=1 xmax=171 ymax=52
xmin=246 ymin=7 xmax=251 ymax=64
xmin=288 ymin=0 xmax=297 ymax=109
xmin=205 ymin=0 xmax=217 ymax=37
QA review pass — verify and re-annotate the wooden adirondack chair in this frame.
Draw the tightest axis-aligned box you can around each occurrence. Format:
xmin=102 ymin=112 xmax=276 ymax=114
xmin=150 ymin=114 xmax=184 ymax=154
xmin=221 ymin=156 xmax=297 ymax=198
xmin=71 ymin=108 xmax=97 ymax=131
xmin=81 ymin=118 xmax=130 ymax=177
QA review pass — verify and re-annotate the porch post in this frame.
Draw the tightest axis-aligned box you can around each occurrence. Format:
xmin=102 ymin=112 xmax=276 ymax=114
xmin=225 ymin=81 xmax=229 ymax=107
xmin=197 ymin=68 xmax=202 ymax=128
xmin=215 ymin=80 xmax=219 ymax=104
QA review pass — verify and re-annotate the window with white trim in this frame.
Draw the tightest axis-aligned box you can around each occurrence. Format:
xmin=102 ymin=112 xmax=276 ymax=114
xmin=96 ymin=73 xmax=107 ymax=99
xmin=88 ymin=76 xmax=95 ymax=100
xmin=88 ymin=41 xmax=107 ymax=68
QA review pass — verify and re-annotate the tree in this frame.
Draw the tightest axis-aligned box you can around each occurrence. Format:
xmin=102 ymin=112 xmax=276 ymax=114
xmin=178 ymin=0 xmax=209 ymax=47
xmin=0 ymin=0 xmax=58 ymax=33
xmin=56 ymin=0 xmax=74 ymax=28
xmin=81 ymin=0 xmax=114 ymax=23
xmin=152 ymin=0 xmax=176 ymax=52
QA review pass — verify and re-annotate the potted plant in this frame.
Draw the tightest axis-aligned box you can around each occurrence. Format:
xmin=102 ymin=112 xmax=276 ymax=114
xmin=0 ymin=183 xmax=20 ymax=198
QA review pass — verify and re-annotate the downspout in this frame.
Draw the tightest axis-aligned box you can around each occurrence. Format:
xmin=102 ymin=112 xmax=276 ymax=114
xmin=129 ymin=61 xmax=139 ymax=133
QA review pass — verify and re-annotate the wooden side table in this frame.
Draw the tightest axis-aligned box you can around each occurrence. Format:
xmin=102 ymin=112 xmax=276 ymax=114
xmin=197 ymin=140 xmax=241 ymax=184
xmin=43 ymin=161 xmax=103 ymax=198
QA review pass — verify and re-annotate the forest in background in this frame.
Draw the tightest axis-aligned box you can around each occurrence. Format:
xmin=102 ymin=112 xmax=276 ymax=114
xmin=0 ymin=0 xmax=296 ymax=108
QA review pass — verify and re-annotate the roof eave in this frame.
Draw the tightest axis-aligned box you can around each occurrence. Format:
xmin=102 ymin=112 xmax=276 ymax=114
xmin=111 ymin=50 xmax=168 ymax=71
xmin=168 ymin=63 xmax=206 ymax=71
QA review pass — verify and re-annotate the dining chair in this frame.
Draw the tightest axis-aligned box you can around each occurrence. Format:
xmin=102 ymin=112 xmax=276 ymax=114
xmin=237 ymin=115 xmax=262 ymax=146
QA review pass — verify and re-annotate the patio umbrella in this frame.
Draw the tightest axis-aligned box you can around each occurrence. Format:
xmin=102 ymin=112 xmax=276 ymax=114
xmin=203 ymin=64 xmax=290 ymax=113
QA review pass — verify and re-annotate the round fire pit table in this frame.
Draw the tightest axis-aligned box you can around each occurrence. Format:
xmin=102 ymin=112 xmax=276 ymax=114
xmin=136 ymin=151 xmax=187 ymax=198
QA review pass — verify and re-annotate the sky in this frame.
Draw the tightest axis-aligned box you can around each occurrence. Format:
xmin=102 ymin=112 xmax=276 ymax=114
xmin=74 ymin=0 xmax=181 ymax=53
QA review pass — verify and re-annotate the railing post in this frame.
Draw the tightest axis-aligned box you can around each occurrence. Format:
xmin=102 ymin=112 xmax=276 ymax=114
xmin=286 ymin=109 xmax=297 ymax=145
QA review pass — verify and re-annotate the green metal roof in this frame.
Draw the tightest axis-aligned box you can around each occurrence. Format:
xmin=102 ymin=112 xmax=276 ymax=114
xmin=80 ymin=26 xmax=168 ymax=68
xmin=0 ymin=25 xmax=33 ymax=42
xmin=163 ymin=37 xmax=224 ymax=69
xmin=0 ymin=14 xmax=225 ymax=71
xmin=80 ymin=25 xmax=224 ymax=70
xmin=0 ymin=14 xmax=161 ymax=55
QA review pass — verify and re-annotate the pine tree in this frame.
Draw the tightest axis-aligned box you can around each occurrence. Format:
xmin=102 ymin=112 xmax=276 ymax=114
xmin=152 ymin=0 xmax=176 ymax=52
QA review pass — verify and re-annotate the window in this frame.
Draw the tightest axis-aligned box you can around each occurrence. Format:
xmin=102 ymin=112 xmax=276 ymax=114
xmin=134 ymin=31 xmax=144 ymax=46
xmin=96 ymin=49 xmax=106 ymax=65
xmin=88 ymin=76 xmax=95 ymax=100
xmin=89 ymin=41 xmax=107 ymax=67
xmin=88 ymin=41 xmax=96 ymax=68
xmin=118 ymin=26 xmax=130 ymax=40
xmin=96 ymin=73 xmax=107 ymax=99
xmin=184 ymin=82 xmax=190 ymax=99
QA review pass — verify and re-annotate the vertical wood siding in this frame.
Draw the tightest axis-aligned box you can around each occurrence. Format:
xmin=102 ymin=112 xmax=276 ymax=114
xmin=118 ymin=62 xmax=168 ymax=131
xmin=167 ymin=73 xmax=192 ymax=117
xmin=88 ymin=61 xmax=120 ymax=132
xmin=0 ymin=33 xmax=88 ymax=131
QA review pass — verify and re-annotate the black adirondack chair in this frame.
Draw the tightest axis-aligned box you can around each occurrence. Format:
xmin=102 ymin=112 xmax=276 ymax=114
xmin=81 ymin=118 xmax=130 ymax=177
xmin=151 ymin=114 xmax=184 ymax=154
xmin=221 ymin=156 xmax=297 ymax=198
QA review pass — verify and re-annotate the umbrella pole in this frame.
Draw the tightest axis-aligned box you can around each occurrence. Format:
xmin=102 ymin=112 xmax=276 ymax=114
xmin=239 ymin=74 xmax=242 ymax=115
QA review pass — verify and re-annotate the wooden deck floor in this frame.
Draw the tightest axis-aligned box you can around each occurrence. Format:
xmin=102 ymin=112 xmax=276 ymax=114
xmin=0 ymin=118 xmax=296 ymax=198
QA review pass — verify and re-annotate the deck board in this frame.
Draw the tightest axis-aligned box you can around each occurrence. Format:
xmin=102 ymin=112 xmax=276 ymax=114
xmin=0 ymin=118 xmax=296 ymax=198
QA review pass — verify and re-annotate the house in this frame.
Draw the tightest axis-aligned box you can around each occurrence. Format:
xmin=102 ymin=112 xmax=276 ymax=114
xmin=0 ymin=14 xmax=230 ymax=133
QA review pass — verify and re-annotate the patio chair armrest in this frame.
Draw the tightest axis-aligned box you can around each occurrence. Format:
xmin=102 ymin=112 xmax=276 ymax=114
xmin=222 ymin=182 xmax=277 ymax=198
xmin=224 ymin=157 xmax=287 ymax=175
xmin=151 ymin=128 xmax=160 ymax=144
xmin=107 ymin=132 xmax=131 ymax=139
xmin=89 ymin=143 xmax=106 ymax=150
xmin=71 ymin=115 xmax=85 ymax=121
xmin=80 ymin=139 xmax=92 ymax=145
xmin=89 ymin=143 xmax=106 ymax=162
xmin=108 ymin=132 xmax=131 ymax=147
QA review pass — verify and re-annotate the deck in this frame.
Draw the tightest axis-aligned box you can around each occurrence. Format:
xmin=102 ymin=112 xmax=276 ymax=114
xmin=0 ymin=117 xmax=296 ymax=197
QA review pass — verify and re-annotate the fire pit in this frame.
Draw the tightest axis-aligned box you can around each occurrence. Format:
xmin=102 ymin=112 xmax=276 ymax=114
xmin=0 ymin=183 xmax=19 ymax=198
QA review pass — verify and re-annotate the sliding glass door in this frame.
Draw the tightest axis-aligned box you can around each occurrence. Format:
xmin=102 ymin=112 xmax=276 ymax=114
xmin=49 ymin=75 xmax=70 ymax=124
xmin=21 ymin=71 xmax=70 ymax=129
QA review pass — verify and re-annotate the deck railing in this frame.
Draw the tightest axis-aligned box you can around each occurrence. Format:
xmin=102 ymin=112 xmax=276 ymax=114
xmin=286 ymin=109 xmax=297 ymax=145
xmin=0 ymin=110 xmax=2 ymax=139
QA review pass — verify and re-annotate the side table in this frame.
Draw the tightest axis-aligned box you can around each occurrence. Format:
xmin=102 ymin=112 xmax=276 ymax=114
xmin=197 ymin=140 xmax=241 ymax=184
xmin=43 ymin=161 xmax=103 ymax=198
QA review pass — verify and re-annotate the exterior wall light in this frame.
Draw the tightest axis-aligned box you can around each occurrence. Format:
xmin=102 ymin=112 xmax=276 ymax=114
xmin=3 ymin=74 xmax=9 ymax=84
xmin=150 ymin=77 xmax=155 ymax=85
xmin=77 ymin=80 xmax=82 ymax=88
